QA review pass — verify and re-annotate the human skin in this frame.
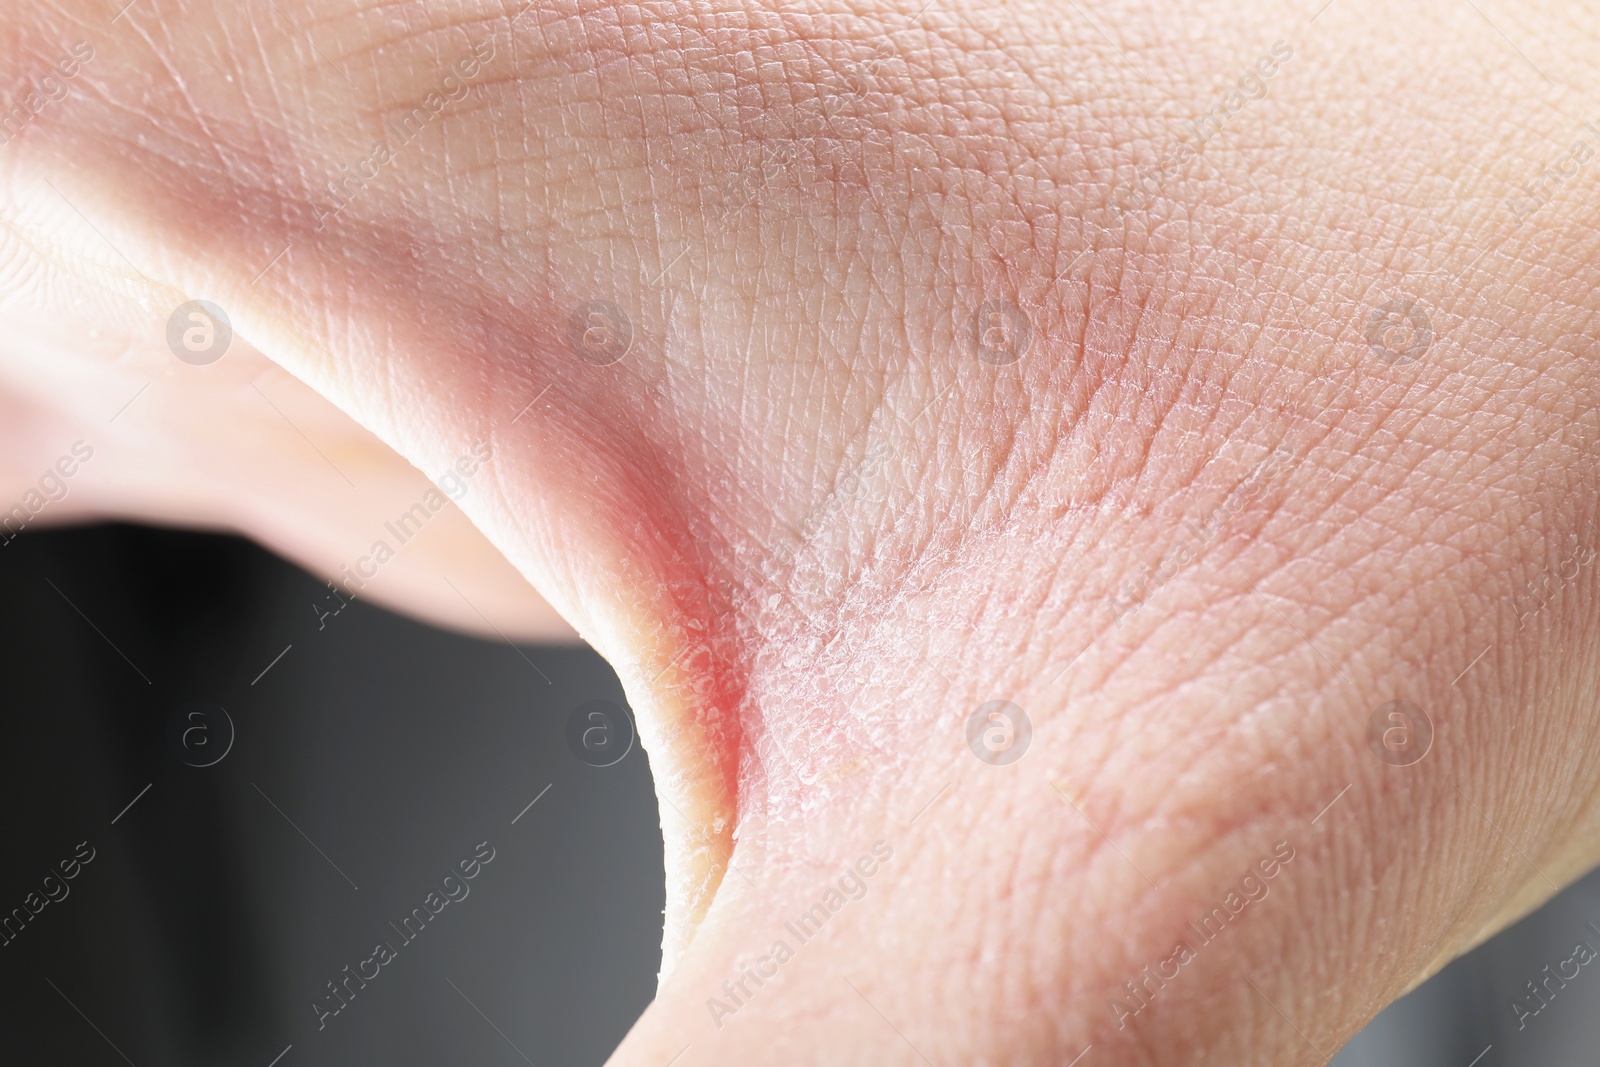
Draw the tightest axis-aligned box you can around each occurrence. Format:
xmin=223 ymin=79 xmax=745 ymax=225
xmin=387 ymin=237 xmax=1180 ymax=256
xmin=3 ymin=0 xmax=1600 ymax=1063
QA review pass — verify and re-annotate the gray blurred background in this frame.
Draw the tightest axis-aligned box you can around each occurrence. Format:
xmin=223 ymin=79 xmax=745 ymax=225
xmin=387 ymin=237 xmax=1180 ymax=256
xmin=0 ymin=522 xmax=1594 ymax=1065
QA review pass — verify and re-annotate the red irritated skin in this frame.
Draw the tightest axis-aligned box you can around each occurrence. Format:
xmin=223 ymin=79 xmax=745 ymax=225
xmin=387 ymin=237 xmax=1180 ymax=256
xmin=4 ymin=0 xmax=1600 ymax=1064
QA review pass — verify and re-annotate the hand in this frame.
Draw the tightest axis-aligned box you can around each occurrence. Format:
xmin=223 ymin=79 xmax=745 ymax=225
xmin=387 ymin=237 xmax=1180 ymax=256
xmin=4 ymin=0 xmax=1600 ymax=1062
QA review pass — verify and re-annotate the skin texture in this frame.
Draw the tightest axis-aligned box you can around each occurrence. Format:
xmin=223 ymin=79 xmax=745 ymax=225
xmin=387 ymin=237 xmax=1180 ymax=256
xmin=3 ymin=0 xmax=1600 ymax=1063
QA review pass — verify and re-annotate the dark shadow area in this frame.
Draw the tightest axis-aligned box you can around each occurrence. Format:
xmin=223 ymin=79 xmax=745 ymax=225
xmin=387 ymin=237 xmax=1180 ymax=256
xmin=0 ymin=523 xmax=663 ymax=1067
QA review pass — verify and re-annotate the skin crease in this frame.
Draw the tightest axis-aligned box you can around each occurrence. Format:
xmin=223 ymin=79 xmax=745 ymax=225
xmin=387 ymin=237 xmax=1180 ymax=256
xmin=2 ymin=0 xmax=1600 ymax=1063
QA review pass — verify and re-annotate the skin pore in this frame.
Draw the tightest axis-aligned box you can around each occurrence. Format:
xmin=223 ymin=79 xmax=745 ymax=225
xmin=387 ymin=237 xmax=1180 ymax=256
xmin=3 ymin=0 xmax=1600 ymax=1063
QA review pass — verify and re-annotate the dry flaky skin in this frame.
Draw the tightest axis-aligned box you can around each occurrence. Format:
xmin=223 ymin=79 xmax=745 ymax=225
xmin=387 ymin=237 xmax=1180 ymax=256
xmin=3 ymin=0 xmax=1600 ymax=1061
